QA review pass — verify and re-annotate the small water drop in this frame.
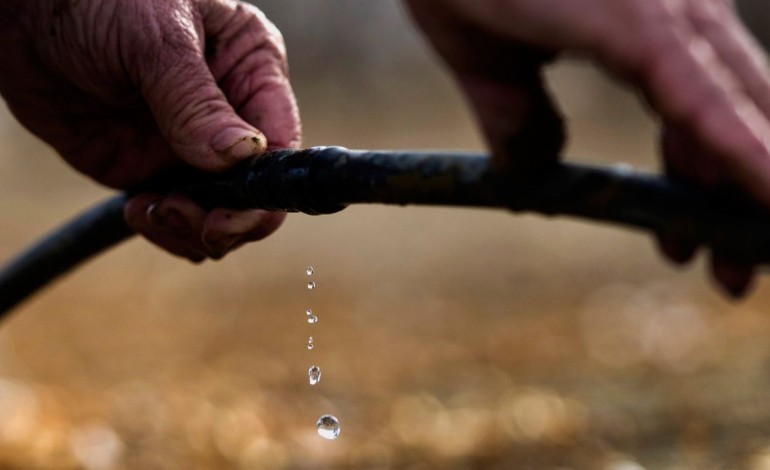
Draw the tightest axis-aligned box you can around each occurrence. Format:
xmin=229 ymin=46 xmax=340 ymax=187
xmin=316 ymin=414 xmax=340 ymax=440
xmin=307 ymin=281 xmax=316 ymax=290
xmin=308 ymin=366 xmax=321 ymax=385
xmin=307 ymin=315 xmax=318 ymax=324
xmin=306 ymin=266 xmax=314 ymax=276
xmin=307 ymin=337 xmax=314 ymax=350
xmin=306 ymin=308 xmax=313 ymax=316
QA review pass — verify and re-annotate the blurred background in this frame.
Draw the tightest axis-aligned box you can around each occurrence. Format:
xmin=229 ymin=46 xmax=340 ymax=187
xmin=2 ymin=1 xmax=770 ymax=468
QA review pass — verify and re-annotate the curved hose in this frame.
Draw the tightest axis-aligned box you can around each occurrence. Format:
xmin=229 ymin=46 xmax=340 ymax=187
xmin=1 ymin=146 xmax=769 ymax=317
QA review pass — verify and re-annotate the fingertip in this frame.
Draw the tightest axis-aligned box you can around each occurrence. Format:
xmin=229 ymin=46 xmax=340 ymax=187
xmin=711 ymin=257 xmax=755 ymax=299
xmin=655 ymin=234 xmax=698 ymax=265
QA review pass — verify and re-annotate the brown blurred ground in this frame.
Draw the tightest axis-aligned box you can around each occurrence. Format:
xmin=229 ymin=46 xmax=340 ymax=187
xmin=2 ymin=2 xmax=770 ymax=469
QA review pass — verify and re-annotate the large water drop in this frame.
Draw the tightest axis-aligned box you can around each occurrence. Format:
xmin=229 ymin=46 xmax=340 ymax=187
xmin=316 ymin=415 xmax=340 ymax=440
xmin=307 ymin=281 xmax=316 ymax=290
xmin=307 ymin=314 xmax=318 ymax=324
xmin=306 ymin=266 xmax=314 ymax=276
xmin=308 ymin=366 xmax=321 ymax=385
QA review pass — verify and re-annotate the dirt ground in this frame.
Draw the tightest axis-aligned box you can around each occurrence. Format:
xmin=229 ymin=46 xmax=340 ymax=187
xmin=3 ymin=5 xmax=770 ymax=469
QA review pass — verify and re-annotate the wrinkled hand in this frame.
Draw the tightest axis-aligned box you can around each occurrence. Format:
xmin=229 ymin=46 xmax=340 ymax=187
xmin=0 ymin=0 xmax=300 ymax=261
xmin=406 ymin=0 xmax=770 ymax=297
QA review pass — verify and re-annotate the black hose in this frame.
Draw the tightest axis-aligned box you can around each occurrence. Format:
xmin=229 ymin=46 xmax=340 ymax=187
xmin=0 ymin=194 xmax=132 ymax=315
xmin=1 ymin=146 xmax=769 ymax=318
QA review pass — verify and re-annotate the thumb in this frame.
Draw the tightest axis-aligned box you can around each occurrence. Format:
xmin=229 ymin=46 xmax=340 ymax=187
xmin=132 ymin=14 xmax=266 ymax=171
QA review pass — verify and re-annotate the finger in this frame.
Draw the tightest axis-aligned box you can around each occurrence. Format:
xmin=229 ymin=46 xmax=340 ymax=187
xmin=124 ymin=193 xmax=208 ymax=262
xmin=201 ymin=208 xmax=286 ymax=259
xmin=619 ymin=16 xmax=770 ymax=207
xmin=710 ymin=255 xmax=755 ymax=299
xmin=456 ymin=73 xmax=565 ymax=177
xmin=129 ymin=4 xmax=267 ymax=171
xmin=655 ymin=126 xmax=711 ymax=266
xmin=405 ymin=2 xmax=564 ymax=176
xmin=688 ymin=1 xmax=770 ymax=117
xmin=201 ymin=0 xmax=301 ymax=149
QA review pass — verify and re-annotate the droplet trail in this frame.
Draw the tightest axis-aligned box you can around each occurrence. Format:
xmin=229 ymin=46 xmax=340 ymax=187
xmin=316 ymin=415 xmax=340 ymax=440
xmin=307 ymin=337 xmax=314 ymax=350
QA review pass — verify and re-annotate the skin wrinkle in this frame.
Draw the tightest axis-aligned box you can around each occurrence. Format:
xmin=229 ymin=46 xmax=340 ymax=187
xmin=1 ymin=0 xmax=302 ymax=263
xmin=212 ymin=22 xmax=272 ymax=83
xmin=237 ymin=77 xmax=297 ymax=147
xmin=199 ymin=2 xmax=298 ymax=148
xmin=133 ymin=7 xmax=238 ymax=161
xmin=162 ymin=81 xmax=226 ymax=137
xmin=155 ymin=25 xmax=201 ymax=81
xmin=90 ymin=0 xmax=125 ymax=89
xmin=221 ymin=49 xmax=286 ymax=112
xmin=207 ymin=7 xmax=287 ymax=81
xmin=51 ymin=5 xmax=87 ymax=93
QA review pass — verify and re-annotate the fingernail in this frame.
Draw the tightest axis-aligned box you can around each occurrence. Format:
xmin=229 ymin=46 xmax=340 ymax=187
xmin=148 ymin=206 xmax=191 ymax=237
xmin=211 ymin=128 xmax=266 ymax=161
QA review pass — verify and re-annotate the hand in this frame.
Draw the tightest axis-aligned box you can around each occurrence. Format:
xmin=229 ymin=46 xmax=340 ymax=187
xmin=0 ymin=0 xmax=300 ymax=261
xmin=405 ymin=0 xmax=770 ymax=297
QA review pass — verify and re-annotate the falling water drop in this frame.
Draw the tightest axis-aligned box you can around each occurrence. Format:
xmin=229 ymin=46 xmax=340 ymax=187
xmin=308 ymin=366 xmax=321 ymax=385
xmin=307 ymin=314 xmax=318 ymax=324
xmin=316 ymin=415 xmax=340 ymax=440
xmin=307 ymin=281 xmax=316 ymax=290
xmin=307 ymin=337 xmax=314 ymax=350
xmin=306 ymin=266 xmax=314 ymax=276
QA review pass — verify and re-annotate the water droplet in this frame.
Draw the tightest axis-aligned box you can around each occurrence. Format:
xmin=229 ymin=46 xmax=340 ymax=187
xmin=307 ymin=337 xmax=314 ymax=350
xmin=306 ymin=266 xmax=314 ymax=276
xmin=307 ymin=314 xmax=318 ymax=324
xmin=308 ymin=366 xmax=321 ymax=385
xmin=306 ymin=309 xmax=313 ymax=316
xmin=316 ymin=414 xmax=340 ymax=440
xmin=307 ymin=281 xmax=316 ymax=290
